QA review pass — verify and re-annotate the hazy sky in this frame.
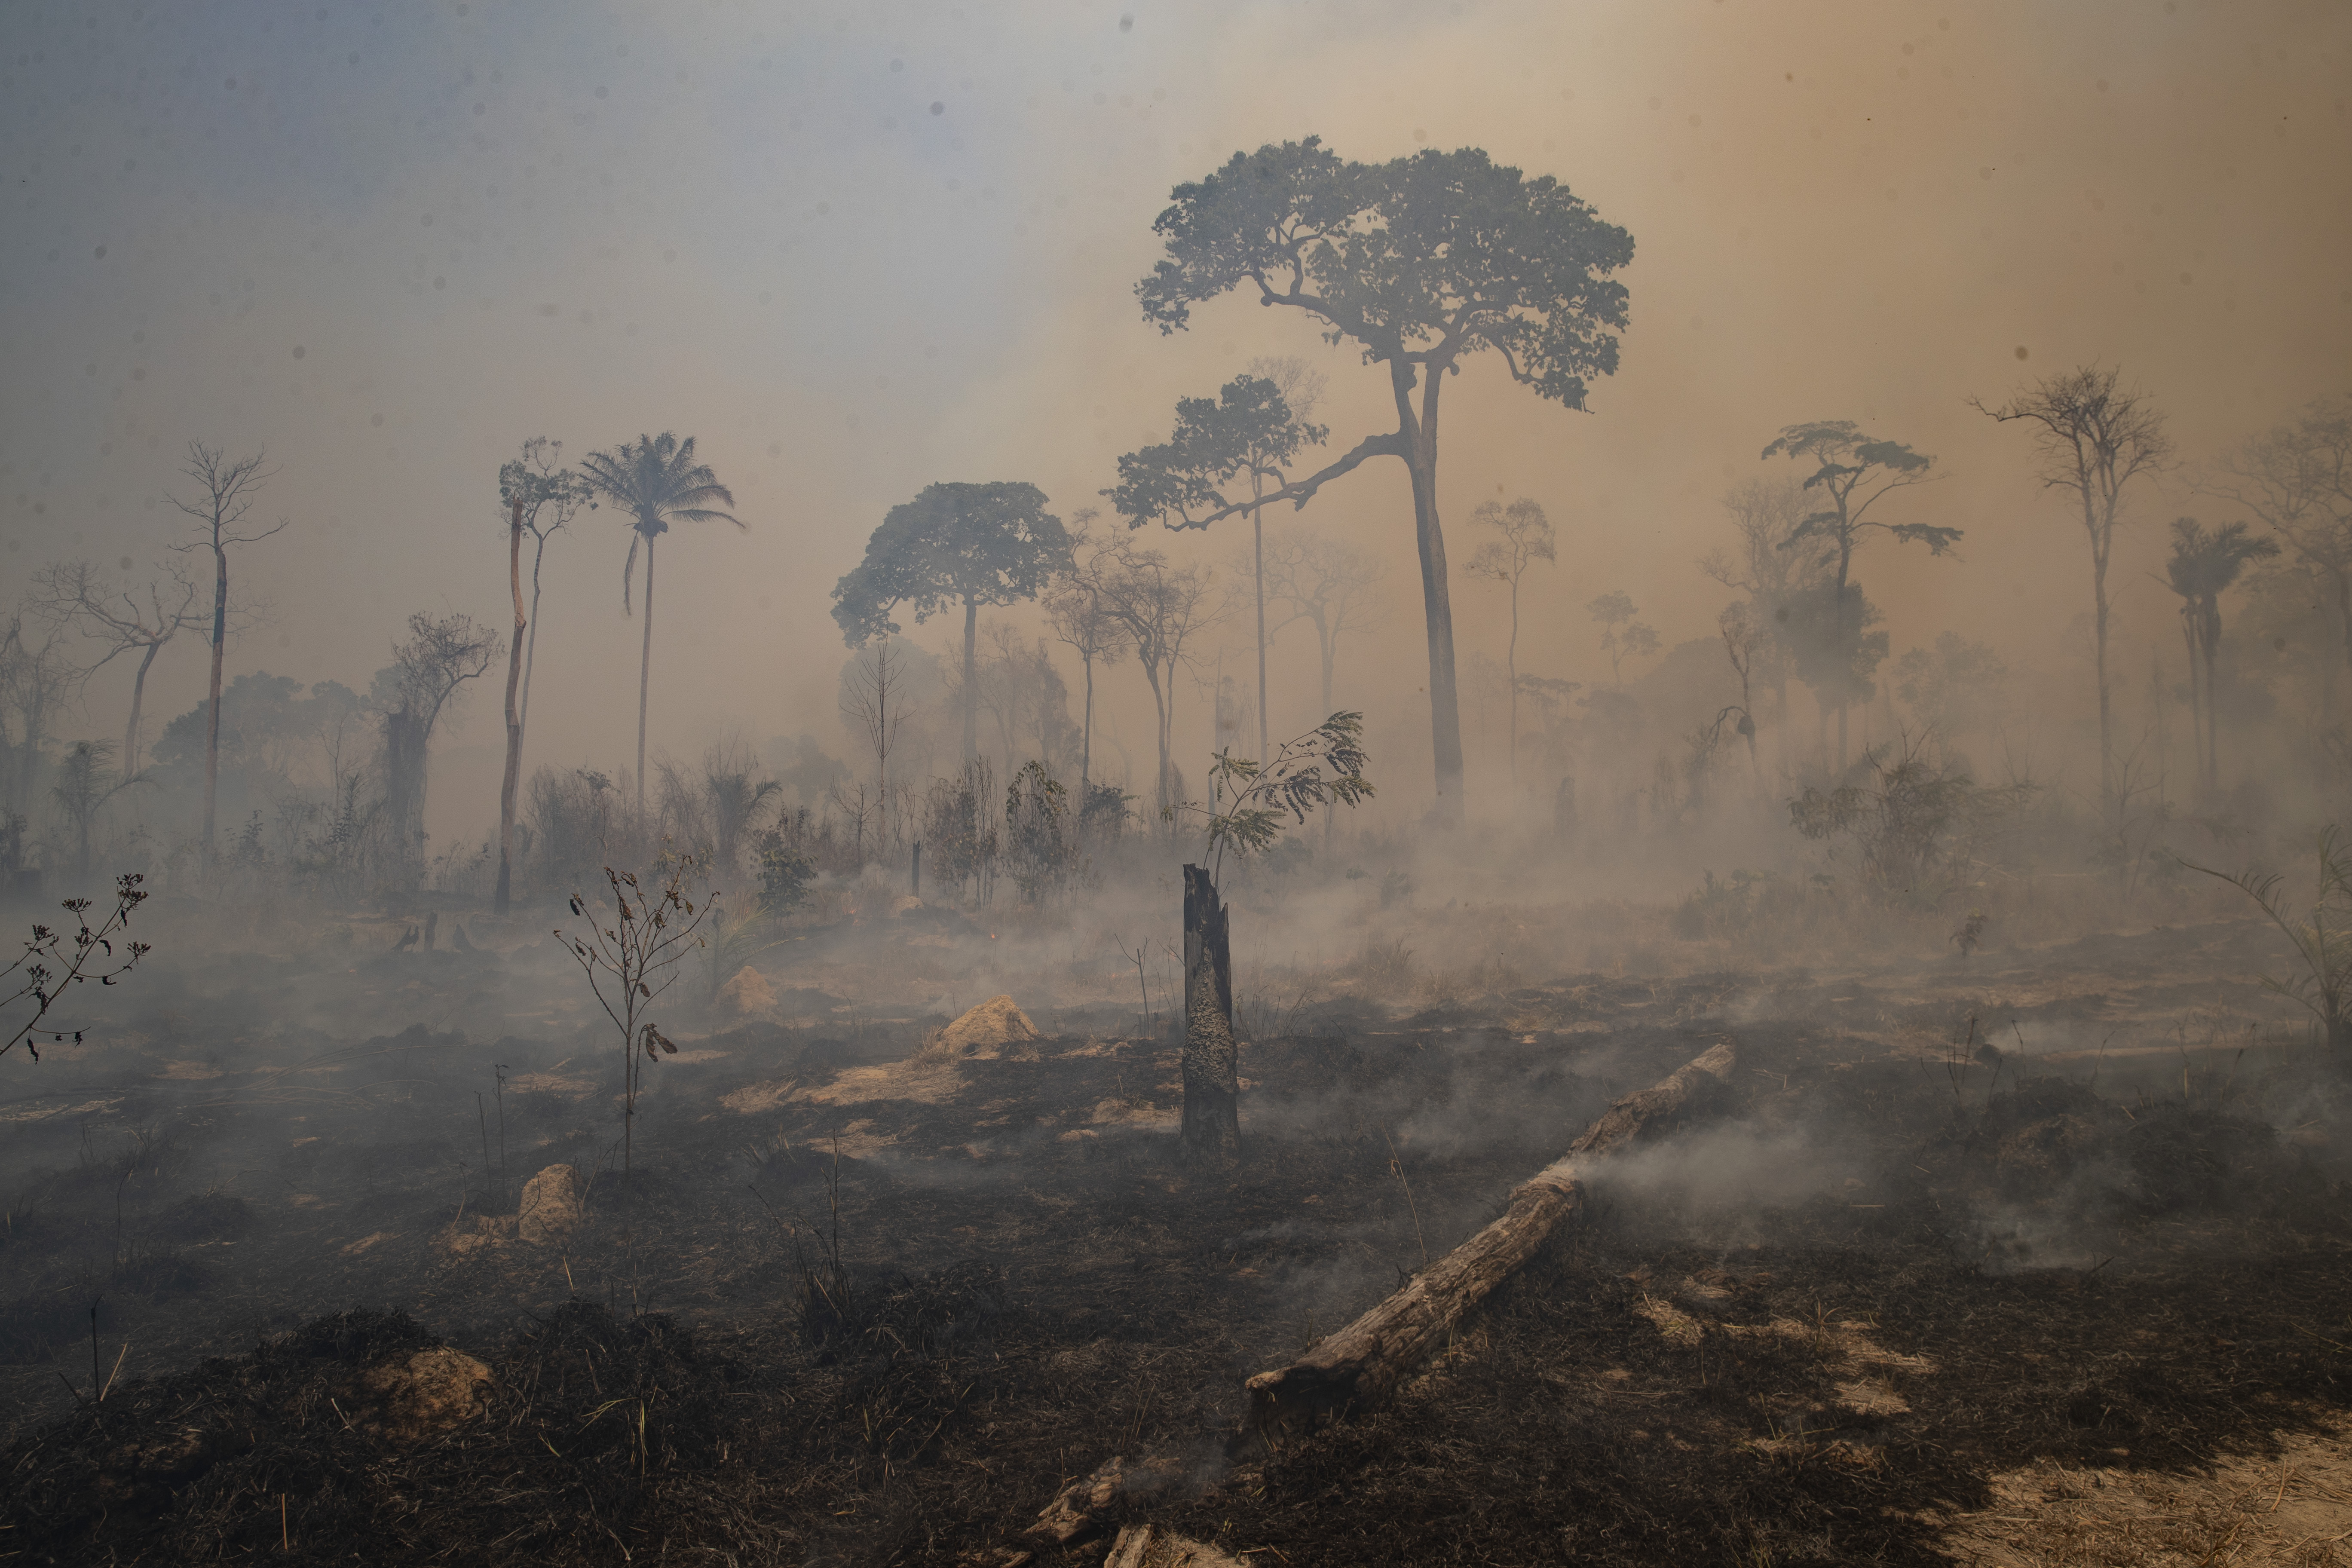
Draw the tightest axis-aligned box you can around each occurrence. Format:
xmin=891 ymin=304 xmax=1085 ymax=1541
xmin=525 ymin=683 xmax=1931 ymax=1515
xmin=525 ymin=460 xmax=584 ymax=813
xmin=4 ymin=0 xmax=2348 ymax=832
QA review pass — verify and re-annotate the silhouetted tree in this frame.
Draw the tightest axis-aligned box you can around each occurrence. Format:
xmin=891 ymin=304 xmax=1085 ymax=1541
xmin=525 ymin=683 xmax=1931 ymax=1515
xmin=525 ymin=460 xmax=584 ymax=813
xmin=2199 ymin=395 xmax=2352 ymax=710
xmin=1973 ymin=367 xmax=2170 ymax=806
xmin=1109 ymin=372 xmax=1327 ymax=767
xmin=830 ymin=481 xmax=1071 ymax=763
xmin=2162 ymin=517 xmax=2278 ymax=794
xmin=1702 ymin=477 xmax=1832 ymax=765
xmin=1094 ymin=536 xmax=1222 ymax=824
xmin=579 ymin=433 xmax=742 ymax=814
xmin=1464 ymin=497 xmax=1556 ymax=782
xmin=165 ymin=444 xmax=285 ymax=867
xmin=1136 ymin=138 xmax=1634 ymax=823
xmin=381 ymin=612 xmax=497 ymax=888
xmin=1043 ymin=514 xmax=1133 ymax=805
xmin=34 ymin=560 xmax=203 ymax=782
xmin=1760 ymin=421 xmax=1953 ymax=769
xmin=494 ymin=438 xmax=592 ymax=912
xmin=1586 ymin=590 xmax=1659 ymax=687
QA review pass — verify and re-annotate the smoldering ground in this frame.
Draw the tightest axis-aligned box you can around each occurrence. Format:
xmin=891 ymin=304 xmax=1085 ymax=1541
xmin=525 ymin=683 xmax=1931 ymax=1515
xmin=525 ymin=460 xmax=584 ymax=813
xmin=6 ymin=865 xmax=2351 ymax=1565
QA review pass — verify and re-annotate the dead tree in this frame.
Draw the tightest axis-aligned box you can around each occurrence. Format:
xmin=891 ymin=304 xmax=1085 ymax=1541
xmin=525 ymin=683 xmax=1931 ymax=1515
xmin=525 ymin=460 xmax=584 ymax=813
xmin=164 ymin=444 xmax=284 ymax=868
xmin=1244 ymin=1039 xmax=1736 ymax=1440
xmin=32 ymin=560 xmax=202 ymax=781
xmin=1172 ymin=713 xmax=1373 ymax=1162
xmin=1179 ymin=864 xmax=1237 ymax=1160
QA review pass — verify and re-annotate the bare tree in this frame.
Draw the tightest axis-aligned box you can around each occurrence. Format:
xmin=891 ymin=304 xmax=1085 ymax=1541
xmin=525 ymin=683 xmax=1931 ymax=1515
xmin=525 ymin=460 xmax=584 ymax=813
xmin=165 ymin=445 xmax=285 ymax=867
xmin=1462 ymin=497 xmax=1557 ymax=784
xmin=1261 ymin=525 xmax=1383 ymax=730
xmin=1972 ymin=367 xmax=2171 ymax=807
xmin=839 ymin=639 xmax=910 ymax=848
xmin=1043 ymin=513 xmax=1133 ymax=804
xmin=1095 ymin=538 xmax=1222 ymax=826
xmin=382 ymin=612 xmax=498 ymax=889
xmin=33 ymin=560 xmax=203 ymax=782
xmin=2199 ymin=395 xmax=2352 ymax=711
xmin=494 ymin=438 xmax=592 ymax=913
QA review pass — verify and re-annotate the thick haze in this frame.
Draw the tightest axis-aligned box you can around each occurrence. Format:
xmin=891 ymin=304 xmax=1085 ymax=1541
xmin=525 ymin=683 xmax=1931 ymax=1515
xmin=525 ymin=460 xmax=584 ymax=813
xmin=5 ymin=0 xmax=2348 ymax=836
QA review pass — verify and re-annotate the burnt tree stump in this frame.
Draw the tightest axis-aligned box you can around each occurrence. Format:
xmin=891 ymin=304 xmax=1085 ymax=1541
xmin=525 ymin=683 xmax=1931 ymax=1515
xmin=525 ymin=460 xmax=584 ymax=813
xmin=1180 ymin=864 xmax=1238 ymax=1161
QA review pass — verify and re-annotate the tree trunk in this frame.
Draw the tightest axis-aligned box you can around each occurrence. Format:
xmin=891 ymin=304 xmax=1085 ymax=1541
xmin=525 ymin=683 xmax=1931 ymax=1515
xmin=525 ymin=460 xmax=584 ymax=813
xmin=1244 ymin=1039 xmax=1737 ymax=1441
xmin=1080 ymin=652 xmax=1095 ymax=801
xmin=1392 ymin=359 xmax=1465 ymax=824
xmin=496 ymin=494 xmax=527 ymax=915
xmin=2094 ymin=554 xmax=2115 ymax=810
xmin=124 ymin=640 xmax=159 ymax=785
xmin=1831 ymin=535 xmax=1853 ymax=774
xmin=1180 ymin=864 xmax=1238 ymax=1161
xmin=520 ymin=538 xmax=550 ymax=730
xmin=1505 ymin=576 xmax=1521 ymax=787
xmin=201 ymin=539 xmax=227 ymax=866
xmin=962 ymin=595 xmax=979 ymax=763
xmin=1252 ymin=476 xmax=1269 ymax=768
xmin=635 ymin=532 xmax=656 ymax=818
xmin=384 ymin=707 xmax=429 ymax=891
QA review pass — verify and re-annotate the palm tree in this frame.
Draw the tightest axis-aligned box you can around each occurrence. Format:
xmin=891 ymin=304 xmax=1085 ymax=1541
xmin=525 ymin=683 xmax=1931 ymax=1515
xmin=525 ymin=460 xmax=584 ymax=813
xmin=579 ymin=434 xmax=743 ymax=815
xmin=2162 ymin=517 xmax=2278 ymax=796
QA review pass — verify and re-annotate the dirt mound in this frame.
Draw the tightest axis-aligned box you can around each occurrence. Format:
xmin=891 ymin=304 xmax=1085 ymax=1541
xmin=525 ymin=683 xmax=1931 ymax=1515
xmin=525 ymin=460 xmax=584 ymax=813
xmin=517 ymin=1163 xmax=582 ymax=1244
xmin=718 ymin=964 xmax=778 ymax=1014
xmin=924 ymin=995 xmax=1041 ymax=1058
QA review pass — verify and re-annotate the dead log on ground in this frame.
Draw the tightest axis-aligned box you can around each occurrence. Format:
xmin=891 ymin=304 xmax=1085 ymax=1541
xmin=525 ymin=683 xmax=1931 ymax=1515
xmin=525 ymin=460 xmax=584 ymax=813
xmin=1242 ymin=1038 xmax=1737 ymax=1441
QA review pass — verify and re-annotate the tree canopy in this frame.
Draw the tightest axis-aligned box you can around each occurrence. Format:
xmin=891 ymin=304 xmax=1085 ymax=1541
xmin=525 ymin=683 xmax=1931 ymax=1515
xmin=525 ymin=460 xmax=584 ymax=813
xmin=578 ymin=432 xmax=740 ymax=614
xmin=1133 ymin=137 xmax=1632 ymax=817
xmin=1107 ymin=374 xmax=1326 ymax=531
xmin=1138 ymin=140 xmax=1634 ymax=483
xmin=830 ymin=482 xmax=1071 ymax=645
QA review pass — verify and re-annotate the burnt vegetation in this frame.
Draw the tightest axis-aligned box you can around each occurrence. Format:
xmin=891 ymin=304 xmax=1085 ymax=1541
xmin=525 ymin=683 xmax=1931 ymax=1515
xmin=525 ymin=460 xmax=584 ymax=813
xmin=3 ymin=111 xmax=2351 ymax=1568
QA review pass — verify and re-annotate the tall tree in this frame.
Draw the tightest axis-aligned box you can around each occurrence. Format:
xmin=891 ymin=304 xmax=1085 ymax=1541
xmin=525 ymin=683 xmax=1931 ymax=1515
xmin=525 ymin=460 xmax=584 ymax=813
xmin=1093 ymin=537 xmax=1222 ymax=824
xmin=1135 ymin=138 xmax=1634 ymax=823
xmin=493 ymin=439 xmax=591 ymax=914
xmin=2199 ymin=395 xmax=2352 ymax=710
xmin=1462 ymin=496 xmax=1556 ymax=783
xmin=164 ymin=444 xmax=284 ymax=867
xmin=1109 ymin=372 xmax=1327 ymax=768
xmin=839 ymin=639 xmax=911 ymax=848
xmin=1971 ymin=368 xmax=2170 ymax=806
xmin=2161 ymin=517 xmax=2278 ymax=795
xmin=1042 ymin=514 xmax=1133 ymax=805
xmin=830 ymin=481 xmax=1071 ymax=763
xmin=1759 ymin=421 xmax=1954 ymax=769
xmin=579 ymin=433 xmax=742 ymax=814
xmin=381 ymin=612 xmax=497 ymax=889
xmin=32 ymin=560 xmax=202 ymax=782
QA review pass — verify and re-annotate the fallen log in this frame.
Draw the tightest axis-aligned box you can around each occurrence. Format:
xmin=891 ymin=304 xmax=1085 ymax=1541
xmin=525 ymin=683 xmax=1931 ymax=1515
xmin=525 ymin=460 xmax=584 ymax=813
xmin=1242 ymin=1038 xmax=1737 ymax=1442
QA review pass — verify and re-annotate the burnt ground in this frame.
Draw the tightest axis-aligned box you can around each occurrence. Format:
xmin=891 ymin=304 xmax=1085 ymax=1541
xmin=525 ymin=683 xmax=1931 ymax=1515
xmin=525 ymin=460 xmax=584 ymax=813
xmin=2 ymin=912 xmax=2351 ymax=1566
